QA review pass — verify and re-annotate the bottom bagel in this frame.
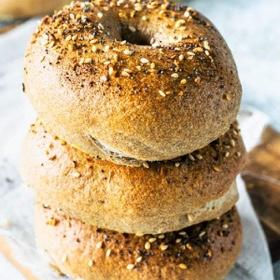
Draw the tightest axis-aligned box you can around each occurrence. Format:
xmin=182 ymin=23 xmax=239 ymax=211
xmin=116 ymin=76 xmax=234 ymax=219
xmin=35 ymin=205 xmax=242 ymax=280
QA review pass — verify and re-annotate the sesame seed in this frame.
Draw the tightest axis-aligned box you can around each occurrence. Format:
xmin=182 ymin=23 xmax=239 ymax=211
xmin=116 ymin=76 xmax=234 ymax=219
xmin=88 ymin=260 xmax=94 ymax=267
xmin=186 ymin=243 xmax=193 ymax=250
xmin=129 ymin=25 xmax=136 ymax=32
xmin=223 ymin=224 xmax=229 ymax=229
xmin=179 ymin=54 xmax=184 ymax=61
xmin=175 ymin=19 xmax=186 ymax=29
xmin=145 ymin=242 xmax=151 ymax=250
xmin=135 ymin=3 xmax=143 ymax=11
xmin=179 ymin=231 xmax=187 ymax=236
xmin=158 ymin=234 xmax=165 ymax=239
xmin=100 ymin=75 xmax=108 ymax=82
xmin=121 ymin=70 xmax=131 ymax=77
xmin=97 ymin=12 xmax=103 ymax=18
xmin=184 ymin=10 xmax=191 ymax=18
xmin=123 ymin=49 xmax=134 ymax=56
xmin=96 ymin=241 xmax=103 ymax=249
xmin=187 ymin=51 xmax=195 ymax=56
xmin=203 ymin=41 xmax=210 ymax=50
xmin=71 ymin=170 xmax=81 ymax=178
xmin=196 ymin=154 xmax=203 ymax=160
xmin=212 ymin=165 xmax=221 ymax=172
xmin=92 ymin=46 xmax=98 ymax=53
xmin=136 ymin=256 xmax=142 ymax=263
xmin=159 ymin=90 xmax=166 ymax=97
xmin=84 ymin=57 xmax=92 ymax=64
xmin=149 ymin=238 xmax=156 ymax=243
xmin=171 ymin=73 xmax=179 ymax=79
xmin=180 ymin=79 xmax=187 ymax=85
xmin=140 ymin=57 xmax=149 ymax=64
xmin=159 ymin=243 xmax=168 ymax=251
xmin=187 ymin=214 xmax=193 ymax=222
xmin=175 ymin=162 xmax=180 ymax=167
xmin=230 ymin=139 xmax=236 ymax=147
xmin=108 ymin=67 xmax=114 ymax=76
xmin=179 ymin=263 xmax=187 ymax=270
xmin=127 ymin=264 xmax=135 ymax=270
xmin=199 ymin=231 xmax=206 ymax=238
xmin=188 ymin=154 xmax=195 ymax=161
xmin=176 ymin=238 xmax=182 ymax=243
xmin=150 ymin=62 xmax=156 ymax=69
xmin=143 ymin=162 xmax=149 ymax=168
xmin=106 ymin=249 xmax=112 ymax=257
xmin=193 ymin=47 xmax=203 ymax=53
xmin=225 ymin=151 xmax=230 ymax=158
xmin=142 ymin=15 xmax=147 ymax=21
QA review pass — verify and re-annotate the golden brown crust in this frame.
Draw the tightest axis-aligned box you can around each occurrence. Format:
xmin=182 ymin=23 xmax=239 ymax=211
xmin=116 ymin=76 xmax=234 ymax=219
xmin=23 ymin=0 xmax=242 ymax=166
xmin=35 ymin=206 xmax=242 ymax=280
xmin=21 ymin=120 xmax=246 ymax=234
xmin=0 ymin=0 xmax=68 ymax=19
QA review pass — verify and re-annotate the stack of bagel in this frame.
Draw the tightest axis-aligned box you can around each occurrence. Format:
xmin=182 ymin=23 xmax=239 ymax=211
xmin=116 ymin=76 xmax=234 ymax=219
xmin=21 ymin=0 xmax=246 ymax=279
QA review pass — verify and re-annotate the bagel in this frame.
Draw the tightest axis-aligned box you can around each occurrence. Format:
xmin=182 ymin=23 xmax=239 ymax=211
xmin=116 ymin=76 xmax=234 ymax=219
xmin=23 ymin=0 xmax=242 ymax=166
xmin=0 ymin=0 xmax=69 ymax=19
xmin=36 ymin=205 xmax=242 ymax=280
xmin=21 ymin=120 xmax=245 ymax=234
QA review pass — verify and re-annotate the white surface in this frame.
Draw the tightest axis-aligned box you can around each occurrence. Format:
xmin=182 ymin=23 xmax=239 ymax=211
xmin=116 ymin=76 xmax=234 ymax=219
xmin=0 ymin=0 xmax=277 ymax=278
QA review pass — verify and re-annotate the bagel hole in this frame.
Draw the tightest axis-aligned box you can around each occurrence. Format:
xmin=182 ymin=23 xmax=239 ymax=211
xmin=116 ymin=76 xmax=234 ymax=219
xmin=120 ymin=24 xmax=151 ymax=46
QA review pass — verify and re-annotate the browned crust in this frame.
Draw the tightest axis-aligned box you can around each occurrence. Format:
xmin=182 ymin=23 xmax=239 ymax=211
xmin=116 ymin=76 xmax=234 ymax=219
xmin=0 ymin=0 xmax=69 ymax=19
xmin=21 ymin=120 xmax=246 ymax=234
xmin=35 ymin=206 xmax=242 ymax=280
xmin=23 ymin=0 xmax=242 ymax=166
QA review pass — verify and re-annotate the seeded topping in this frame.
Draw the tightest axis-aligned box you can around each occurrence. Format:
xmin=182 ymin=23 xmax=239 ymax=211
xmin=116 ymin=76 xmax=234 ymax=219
xmin=43 ymin=206 xmax=238 ymax=272
xmin=30 ymin=0 xmax=218 ymax=98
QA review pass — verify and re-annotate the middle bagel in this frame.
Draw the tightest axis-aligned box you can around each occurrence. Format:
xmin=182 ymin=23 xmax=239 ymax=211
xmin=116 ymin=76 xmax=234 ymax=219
xmin=21 ymin=121 xmax=245 ymax=234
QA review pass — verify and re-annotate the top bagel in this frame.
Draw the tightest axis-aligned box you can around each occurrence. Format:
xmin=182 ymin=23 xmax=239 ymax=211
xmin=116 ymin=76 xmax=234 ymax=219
xmin=24 ymin=0 xmax=242 ymax=166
